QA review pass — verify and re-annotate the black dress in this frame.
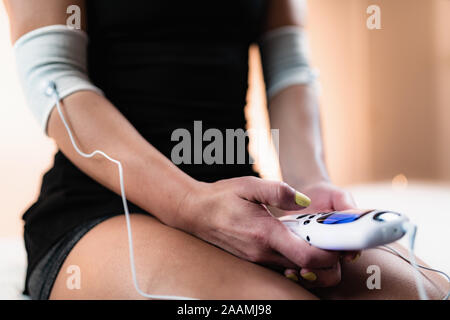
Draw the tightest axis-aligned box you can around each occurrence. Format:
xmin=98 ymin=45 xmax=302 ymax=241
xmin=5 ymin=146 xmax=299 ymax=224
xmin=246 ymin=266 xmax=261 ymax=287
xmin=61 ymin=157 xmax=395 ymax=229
xmin=23 ymin=0 xmax=268 ymax=292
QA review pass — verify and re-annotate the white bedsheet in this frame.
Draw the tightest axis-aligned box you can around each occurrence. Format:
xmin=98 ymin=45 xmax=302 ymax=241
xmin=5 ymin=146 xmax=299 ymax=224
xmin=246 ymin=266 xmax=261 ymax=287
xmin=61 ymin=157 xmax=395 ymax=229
xmin=1 ymin=182 xmax=448 ymax=300
xmin=0 ymin=237 xmax=29 ymax=300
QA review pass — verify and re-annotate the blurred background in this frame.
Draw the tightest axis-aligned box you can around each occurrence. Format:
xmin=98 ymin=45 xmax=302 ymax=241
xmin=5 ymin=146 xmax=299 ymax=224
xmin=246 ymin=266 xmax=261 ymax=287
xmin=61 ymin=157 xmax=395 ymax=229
xmin=1 ymin=0 xmax=449 ymax=274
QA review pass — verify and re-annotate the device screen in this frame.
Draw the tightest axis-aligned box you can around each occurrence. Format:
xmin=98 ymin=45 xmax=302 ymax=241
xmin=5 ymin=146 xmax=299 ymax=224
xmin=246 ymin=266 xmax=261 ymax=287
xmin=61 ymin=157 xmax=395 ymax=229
xmin=317 ymin=210 xmax=372 ymax=224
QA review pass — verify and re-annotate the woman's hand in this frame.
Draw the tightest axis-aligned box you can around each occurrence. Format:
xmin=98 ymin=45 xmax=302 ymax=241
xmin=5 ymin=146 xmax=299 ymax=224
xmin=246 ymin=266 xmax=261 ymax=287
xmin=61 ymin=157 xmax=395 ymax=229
xmin=283 ymin=181 xmax=361 ymax=287
xmin=173 ymin=176 xmax=342 ymax=287
xmin=297 ymin=181 xmax=357 ymax=214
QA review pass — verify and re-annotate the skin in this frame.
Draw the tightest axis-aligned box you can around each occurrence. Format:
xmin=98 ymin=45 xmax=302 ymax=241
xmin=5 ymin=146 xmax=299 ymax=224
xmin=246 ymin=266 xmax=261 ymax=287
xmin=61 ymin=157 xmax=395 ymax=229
xmin=5 ymin=0 xmax=449 ymax=299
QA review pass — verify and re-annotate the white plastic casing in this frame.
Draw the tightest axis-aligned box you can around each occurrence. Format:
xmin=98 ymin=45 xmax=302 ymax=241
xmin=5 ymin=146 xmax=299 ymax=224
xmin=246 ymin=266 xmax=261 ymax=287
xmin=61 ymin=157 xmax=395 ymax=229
xmin=279 ymin=209 xmax=408 ymax=250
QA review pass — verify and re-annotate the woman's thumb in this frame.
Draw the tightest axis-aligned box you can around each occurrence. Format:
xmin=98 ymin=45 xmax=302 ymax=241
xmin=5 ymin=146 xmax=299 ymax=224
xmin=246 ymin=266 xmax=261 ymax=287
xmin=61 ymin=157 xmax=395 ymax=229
xmin=237 ymin=178 xmax=311 ymax=210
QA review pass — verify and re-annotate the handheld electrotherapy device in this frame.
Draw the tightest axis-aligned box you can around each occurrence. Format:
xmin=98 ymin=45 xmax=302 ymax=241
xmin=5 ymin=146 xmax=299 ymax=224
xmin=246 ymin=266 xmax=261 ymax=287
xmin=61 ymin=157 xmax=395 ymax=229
xmin=280 ymin=209 xmax=408 ymax=250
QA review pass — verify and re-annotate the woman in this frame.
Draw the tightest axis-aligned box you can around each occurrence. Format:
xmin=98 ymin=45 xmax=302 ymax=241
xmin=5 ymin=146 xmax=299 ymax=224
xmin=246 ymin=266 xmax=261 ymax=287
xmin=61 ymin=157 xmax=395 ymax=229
xmin=5 ymin=0 xmax=447 ymax=299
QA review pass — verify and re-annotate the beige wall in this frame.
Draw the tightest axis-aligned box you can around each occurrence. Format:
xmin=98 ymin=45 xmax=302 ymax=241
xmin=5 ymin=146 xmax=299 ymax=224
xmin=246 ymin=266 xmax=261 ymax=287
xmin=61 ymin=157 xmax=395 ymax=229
xmin=368 ymin=0 xmax=438 ymax=181
xmin=307 ymin=0 xmax=372 ymax=185
xmin=305 ymin=0 xmax=450 ymax=184
xmin=434 ymin=0 xmax=450 ymax=180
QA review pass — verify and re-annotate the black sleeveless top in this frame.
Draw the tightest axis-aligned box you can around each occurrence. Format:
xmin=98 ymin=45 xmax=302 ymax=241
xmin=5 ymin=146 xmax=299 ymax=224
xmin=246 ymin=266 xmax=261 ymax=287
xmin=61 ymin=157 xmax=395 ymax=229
xmin=23 ymin=0 xmax=268 ymax=288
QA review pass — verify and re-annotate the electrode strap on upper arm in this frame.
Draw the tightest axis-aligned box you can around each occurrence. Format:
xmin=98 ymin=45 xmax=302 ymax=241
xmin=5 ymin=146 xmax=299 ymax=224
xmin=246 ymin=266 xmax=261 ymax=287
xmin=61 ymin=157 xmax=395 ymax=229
xmin=14 ymin=24 xmax=103 ymax=134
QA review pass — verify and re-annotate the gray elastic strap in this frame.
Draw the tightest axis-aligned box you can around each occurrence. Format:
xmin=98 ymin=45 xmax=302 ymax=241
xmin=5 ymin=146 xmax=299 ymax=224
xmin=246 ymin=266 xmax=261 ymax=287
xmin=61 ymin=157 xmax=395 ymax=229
xmin=14 ymin=24 xmax=103 ymax=134
xmin=258 ymin=26 xmax=318 ymax=99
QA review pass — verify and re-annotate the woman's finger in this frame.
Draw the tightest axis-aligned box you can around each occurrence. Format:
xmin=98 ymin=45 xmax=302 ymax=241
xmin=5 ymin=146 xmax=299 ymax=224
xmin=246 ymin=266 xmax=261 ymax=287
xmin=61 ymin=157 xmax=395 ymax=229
xmin=236 ymin=178 xmax=311 ymax=210
xmin=258 ymin=251 xmax=298 ymax=270
xmin=299 ymin=262 xmax=342 ymax=288
xmin=332 ymin=189 xmax=357 ymax=211
xmin=341 ymin=250 xmax=362 ymax=263
xmin=268 ymin=220 xmax=340 ymax=269
xmin=284 ymin=269 xmax=300 ymax=282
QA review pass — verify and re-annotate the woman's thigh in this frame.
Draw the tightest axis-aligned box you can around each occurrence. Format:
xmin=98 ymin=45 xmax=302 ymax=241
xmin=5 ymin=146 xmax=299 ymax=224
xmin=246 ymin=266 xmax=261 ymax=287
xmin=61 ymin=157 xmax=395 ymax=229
xmin=312 ymin=243 xmax=449 ymax=300
xmin=50 ymin=213 xmax=317 ymax=300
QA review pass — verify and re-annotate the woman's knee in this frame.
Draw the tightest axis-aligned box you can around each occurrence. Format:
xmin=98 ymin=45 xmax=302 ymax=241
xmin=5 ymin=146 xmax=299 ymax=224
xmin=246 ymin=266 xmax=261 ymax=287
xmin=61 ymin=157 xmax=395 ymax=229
xmin=313 ymin=244 xmax=448 ymax=300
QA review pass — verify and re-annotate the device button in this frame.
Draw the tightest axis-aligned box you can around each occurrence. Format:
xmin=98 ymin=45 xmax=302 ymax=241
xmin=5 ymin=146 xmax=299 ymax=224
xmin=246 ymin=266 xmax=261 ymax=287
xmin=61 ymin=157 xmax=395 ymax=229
xmin=373 ymin=211 xmax=401 ymax=222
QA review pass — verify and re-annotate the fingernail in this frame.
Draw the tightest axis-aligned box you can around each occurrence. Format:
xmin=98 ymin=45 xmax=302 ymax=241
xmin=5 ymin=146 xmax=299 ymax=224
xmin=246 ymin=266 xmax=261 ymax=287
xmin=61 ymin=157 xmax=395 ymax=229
xmin=300 ymin=272 xmax=317 ymax=282
xmin=351 ymin=253 xmax=361 ymax=263
xmin=285 ymin=273 xmax=299 ymax=282
xmin=295 ymin=191 xmax=311 ymax=207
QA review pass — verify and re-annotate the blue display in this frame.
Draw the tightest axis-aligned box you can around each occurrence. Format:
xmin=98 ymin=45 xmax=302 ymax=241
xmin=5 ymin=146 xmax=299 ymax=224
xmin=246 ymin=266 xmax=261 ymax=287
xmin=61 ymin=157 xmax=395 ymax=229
xmin=318 ymin=212 xmax=365 ymax=224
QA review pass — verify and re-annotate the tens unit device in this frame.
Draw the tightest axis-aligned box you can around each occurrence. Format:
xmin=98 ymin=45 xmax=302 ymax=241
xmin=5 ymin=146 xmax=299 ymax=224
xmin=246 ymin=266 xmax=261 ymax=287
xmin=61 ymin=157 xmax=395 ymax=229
xmin=281 ymin=209 xmax=450 ymax=300
xmin=280 ymin=209 xmax=409 ymax=250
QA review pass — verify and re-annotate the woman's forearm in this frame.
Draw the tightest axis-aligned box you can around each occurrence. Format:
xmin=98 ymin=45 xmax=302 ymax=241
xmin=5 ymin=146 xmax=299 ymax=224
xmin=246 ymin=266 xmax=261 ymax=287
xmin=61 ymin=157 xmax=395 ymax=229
xmin=268 ymin=84 xmax=330 ymax=189
xmin=47 ymin=91 xmax=200 ymax=226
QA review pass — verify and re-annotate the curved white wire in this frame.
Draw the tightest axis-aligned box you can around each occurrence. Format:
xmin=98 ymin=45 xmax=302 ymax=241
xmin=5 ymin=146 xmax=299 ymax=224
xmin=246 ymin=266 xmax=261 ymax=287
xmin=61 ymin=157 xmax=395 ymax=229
xmin=401 ymin=222 xmax=428 ymax=300
xmin=49 ymin=83 xmax=196 ymax=300
xmin=381 ymin=242 xmax=450 ymax=300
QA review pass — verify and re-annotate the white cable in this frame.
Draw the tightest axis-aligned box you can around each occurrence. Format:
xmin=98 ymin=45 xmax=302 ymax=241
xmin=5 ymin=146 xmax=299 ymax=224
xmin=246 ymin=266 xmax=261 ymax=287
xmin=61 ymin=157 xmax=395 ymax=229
xmin=402 ymin=222 xmax=428 ymax=300
xmin=46 ymin=81 xmax=196 ymax=300
xmin=380 ymin=221 xmax=450 ymax=300
xmin=381 ymin=244 xmax=450 ymax=300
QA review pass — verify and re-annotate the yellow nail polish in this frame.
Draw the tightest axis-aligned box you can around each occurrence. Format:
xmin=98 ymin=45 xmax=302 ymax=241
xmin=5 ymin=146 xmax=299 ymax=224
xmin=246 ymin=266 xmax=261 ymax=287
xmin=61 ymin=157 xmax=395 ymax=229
xmin=295 ymin=192 xmax=311 ymax=207
xmin=300 ymin=272 xmax=317 ymax=282
xmin=285 ymin=273 xmax=299 ymax=282
xmin=351 ymin=253 xmax=361 ymax=263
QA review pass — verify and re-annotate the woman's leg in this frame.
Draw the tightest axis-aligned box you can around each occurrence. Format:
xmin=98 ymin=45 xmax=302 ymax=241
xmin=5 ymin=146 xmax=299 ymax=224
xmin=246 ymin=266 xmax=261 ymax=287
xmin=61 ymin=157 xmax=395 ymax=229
xmin=50 ymin=213 xmax=317 ymax=300
xmin=312 ymin=243 xmax=449 ymax=300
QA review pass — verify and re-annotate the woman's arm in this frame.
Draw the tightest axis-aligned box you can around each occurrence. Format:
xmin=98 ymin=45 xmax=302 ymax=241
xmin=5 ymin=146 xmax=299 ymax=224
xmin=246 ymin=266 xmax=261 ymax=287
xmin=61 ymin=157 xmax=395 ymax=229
xmin=269 ymin=83 xmax=330 ymax=188
xmin=48 ymin=92 xmax=200 ymax=226
xmin=263 ymin=0 xmax=356 ymax=211
xmin=5 ymin=0 xmax=198 ymax=227
xmin=264 ymin=0 xmax=329 ymax=188
xmin=262 ymin=1 xmax=359 ymax=282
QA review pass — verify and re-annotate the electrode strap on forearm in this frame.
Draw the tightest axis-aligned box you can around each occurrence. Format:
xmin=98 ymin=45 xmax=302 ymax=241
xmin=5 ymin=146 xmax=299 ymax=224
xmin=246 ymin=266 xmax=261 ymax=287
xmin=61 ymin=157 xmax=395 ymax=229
xmin=258 ymin=26 xmax=318 ymax=100
xmin=14 ymin=24 xmax=103 ymax=134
